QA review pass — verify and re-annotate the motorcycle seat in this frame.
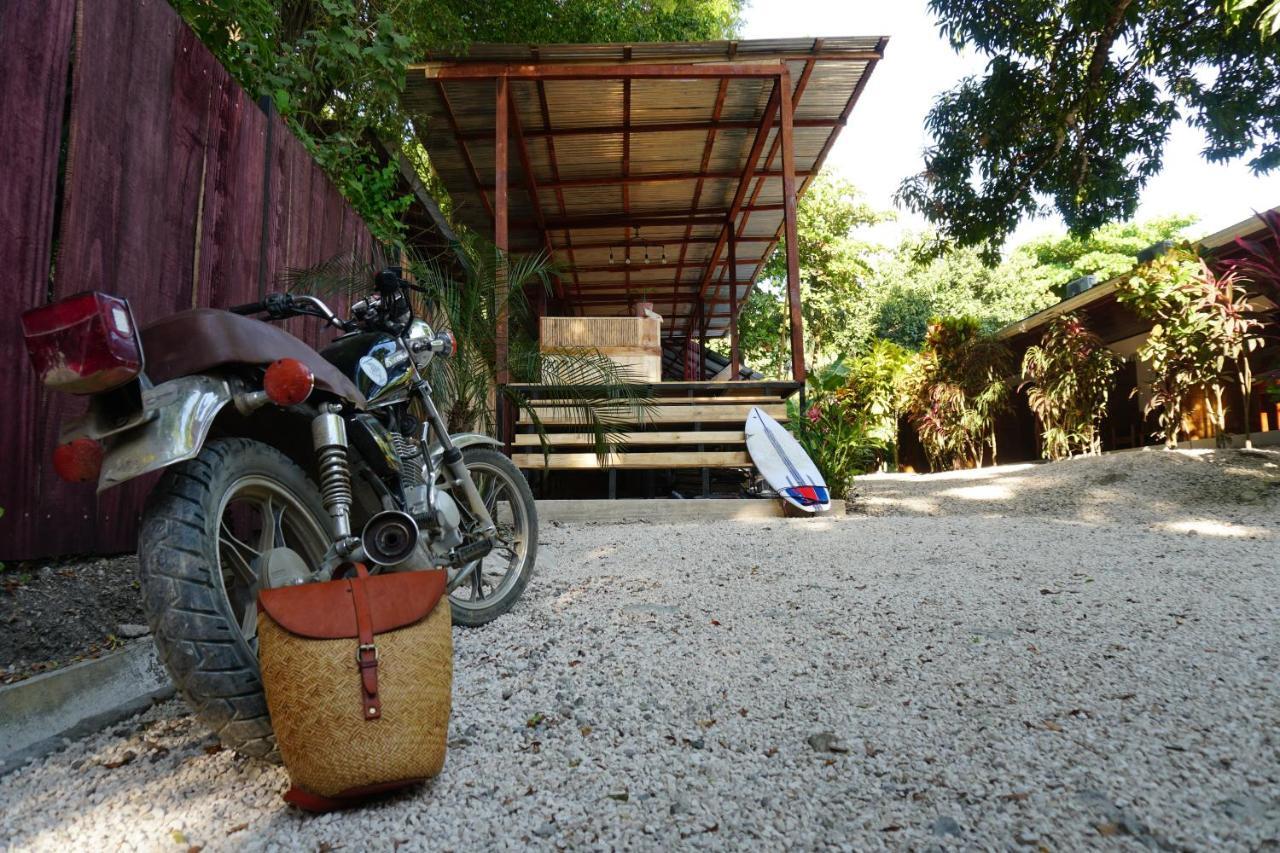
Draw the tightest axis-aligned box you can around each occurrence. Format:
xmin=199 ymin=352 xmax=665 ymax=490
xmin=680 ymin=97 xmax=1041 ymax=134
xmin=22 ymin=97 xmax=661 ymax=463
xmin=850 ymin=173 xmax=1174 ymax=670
xmin=141 ymin=308 xmax=366 ymax=406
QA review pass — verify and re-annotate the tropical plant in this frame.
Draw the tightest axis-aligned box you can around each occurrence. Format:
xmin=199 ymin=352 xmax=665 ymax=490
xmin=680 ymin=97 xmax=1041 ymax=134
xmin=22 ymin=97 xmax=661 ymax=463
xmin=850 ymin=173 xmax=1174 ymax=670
xmin=1020 ymin=313 xmax=1121 ymax=459
xmin=1224 ymin=208 xmax=1280 ymax=338
xmin=785 ymin=359 xmax=878 ymax=499
xmin=901 ymin=316 xmax=1013 ymax=470
xmin=1117 ymin=249 xmax=1220 ymax=448
xmin=835 ymin=340 xmax=912 ymax=469
xmin=899 ymin=1 xmax=1280 ymax=258
xmin=1195 ymin=263 xmax=1265 ymax=447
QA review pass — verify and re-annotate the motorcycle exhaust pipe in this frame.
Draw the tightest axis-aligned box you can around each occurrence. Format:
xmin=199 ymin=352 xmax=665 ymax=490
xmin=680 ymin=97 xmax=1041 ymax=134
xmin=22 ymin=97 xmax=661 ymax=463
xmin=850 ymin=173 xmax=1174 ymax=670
xmin=360 ymin=510 xmax=420 ymax=566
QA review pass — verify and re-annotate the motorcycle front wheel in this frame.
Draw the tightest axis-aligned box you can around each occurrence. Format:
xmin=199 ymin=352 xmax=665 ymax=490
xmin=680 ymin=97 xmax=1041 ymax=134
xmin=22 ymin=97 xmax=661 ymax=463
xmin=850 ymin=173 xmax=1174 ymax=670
xmin=446 ymin=447 xmax=538 ymax=627
xmin=137 ymin=437 xmax=331 ymax=760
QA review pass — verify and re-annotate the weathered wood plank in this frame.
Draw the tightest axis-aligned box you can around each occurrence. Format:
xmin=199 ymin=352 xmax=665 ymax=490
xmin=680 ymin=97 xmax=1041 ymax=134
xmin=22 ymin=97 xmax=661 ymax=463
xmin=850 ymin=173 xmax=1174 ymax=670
xmin=513 ymin=430 xmax=746 ymax=446
xmin=527 ymin=395 xmax=778 ymax=406
xmin=519 ymin=403 xmax=787 ymax=424
xmin=0 ymin=0 xmax=76 ymax=558
xmin=513 ymin=451 xmax=753 ymax=470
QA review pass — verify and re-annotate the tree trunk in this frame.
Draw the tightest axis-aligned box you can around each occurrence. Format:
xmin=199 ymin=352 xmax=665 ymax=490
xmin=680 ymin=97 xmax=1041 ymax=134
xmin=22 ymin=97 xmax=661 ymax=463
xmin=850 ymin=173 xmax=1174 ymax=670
xmin=1238 ymin=354 xmax=1254 ymax=450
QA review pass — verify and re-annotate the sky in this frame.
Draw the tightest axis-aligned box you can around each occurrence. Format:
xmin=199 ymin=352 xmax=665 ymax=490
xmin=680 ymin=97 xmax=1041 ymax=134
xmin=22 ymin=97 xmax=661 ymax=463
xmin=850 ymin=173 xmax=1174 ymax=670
xmin=741 ymin=0 xmax=1280 ymax=249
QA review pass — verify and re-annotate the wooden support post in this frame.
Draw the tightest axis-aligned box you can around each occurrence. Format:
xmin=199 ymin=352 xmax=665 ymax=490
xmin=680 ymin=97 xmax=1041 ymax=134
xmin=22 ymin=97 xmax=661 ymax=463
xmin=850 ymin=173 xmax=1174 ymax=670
xmin=728 ymin=227 xmax=740 ymax=379
xmin=495 ymin=76 xmax=511 ymax=448
xmin=778 ymin=71 xmax=805 ymax=385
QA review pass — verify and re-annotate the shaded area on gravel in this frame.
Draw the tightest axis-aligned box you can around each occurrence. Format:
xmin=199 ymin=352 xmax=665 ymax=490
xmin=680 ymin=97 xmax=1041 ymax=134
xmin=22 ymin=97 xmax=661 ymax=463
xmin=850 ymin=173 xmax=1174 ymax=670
xmin=1 ymin=450 xmax=1277 ymax=851
xmin=1 ymin=555 xmax=145 ymax=683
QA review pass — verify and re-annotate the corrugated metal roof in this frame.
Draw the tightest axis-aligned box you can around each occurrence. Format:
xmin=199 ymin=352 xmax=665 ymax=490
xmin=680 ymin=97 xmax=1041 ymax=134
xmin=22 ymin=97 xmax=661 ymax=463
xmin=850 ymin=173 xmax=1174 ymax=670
xmin=402 ymin=36 xmax=887 ymax=336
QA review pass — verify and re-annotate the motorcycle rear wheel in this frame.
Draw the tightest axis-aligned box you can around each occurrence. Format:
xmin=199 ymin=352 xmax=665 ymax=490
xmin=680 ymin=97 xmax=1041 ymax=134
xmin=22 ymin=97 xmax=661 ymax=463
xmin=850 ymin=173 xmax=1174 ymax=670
xmin=137 ymin=437 xmax=330 ymax=760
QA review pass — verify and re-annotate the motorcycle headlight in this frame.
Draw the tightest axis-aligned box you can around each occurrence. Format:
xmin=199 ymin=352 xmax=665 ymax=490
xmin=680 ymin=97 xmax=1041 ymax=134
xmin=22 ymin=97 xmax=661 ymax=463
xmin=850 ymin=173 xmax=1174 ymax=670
xmin=406 ymin=319 xmax=434 ymax=369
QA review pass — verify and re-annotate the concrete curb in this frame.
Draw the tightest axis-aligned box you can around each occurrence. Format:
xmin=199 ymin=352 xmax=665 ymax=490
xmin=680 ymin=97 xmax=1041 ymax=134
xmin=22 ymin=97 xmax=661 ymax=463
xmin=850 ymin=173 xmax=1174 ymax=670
xmin=0 ymin=640 xmax=174 ymax=775
xmin=537 ymin=498 xmax=847 ymax=524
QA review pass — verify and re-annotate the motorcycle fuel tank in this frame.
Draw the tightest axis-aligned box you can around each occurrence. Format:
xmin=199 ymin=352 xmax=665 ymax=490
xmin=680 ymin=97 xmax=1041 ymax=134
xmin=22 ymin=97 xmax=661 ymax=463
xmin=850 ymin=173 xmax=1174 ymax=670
xmin=321 ymin=332 xmax=413 ymax=405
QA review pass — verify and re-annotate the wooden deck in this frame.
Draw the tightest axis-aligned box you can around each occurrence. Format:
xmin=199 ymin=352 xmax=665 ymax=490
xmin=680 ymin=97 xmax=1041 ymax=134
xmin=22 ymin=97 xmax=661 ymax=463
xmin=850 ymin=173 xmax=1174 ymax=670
xmin=508 ymin=380 xmax=799 ymax=472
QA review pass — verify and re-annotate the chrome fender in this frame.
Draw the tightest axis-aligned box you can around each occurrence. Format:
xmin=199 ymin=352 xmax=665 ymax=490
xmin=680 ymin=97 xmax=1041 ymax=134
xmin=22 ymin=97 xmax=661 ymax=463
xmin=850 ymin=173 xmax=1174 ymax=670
xmin=97 ymin=376 xmax=233 ymax=491
xmin=428 ymin=432 xmax=502 ymax=467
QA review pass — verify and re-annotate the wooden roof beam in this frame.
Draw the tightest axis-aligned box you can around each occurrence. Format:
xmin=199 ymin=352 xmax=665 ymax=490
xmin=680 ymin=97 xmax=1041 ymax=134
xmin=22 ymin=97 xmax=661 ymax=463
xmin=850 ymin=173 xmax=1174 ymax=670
xmin=421 ymin=60 xmax=786 ymax=81
xmin=551 ymin=235 xmax=774 ymax=250
xmin=566 ymin=259 xmax=766 ymax=274
xmin=684 ymin=78 xmax=782 ymax=334
xmin=734 ymin=37 xmax=886 ymax=317
xmin=525 ymin=204 xmax=783 ymax=230
xmin=521 ymin=169 xmax=808 ymax=190
xmin=455 ymin=119 xmax=838 ymax=141
xmin=506 ymin=88 xmax=562 ymax=299
xmin=432 ymin=80 xmax=495 ymax=223
xmin=530 ymin=50 xmax=584 ymax=309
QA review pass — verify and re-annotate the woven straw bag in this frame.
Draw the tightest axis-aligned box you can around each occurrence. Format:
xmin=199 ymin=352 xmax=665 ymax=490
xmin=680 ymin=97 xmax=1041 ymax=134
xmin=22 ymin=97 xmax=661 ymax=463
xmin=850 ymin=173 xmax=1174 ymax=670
xmin=257 ymin=563 xmax=451 ymax=810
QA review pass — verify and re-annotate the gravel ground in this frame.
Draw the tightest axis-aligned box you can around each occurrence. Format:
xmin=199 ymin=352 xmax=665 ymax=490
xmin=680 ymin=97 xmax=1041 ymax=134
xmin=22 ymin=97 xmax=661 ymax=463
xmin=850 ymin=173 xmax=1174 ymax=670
xmin=1 ymin=450 xmax=1277 ymax=850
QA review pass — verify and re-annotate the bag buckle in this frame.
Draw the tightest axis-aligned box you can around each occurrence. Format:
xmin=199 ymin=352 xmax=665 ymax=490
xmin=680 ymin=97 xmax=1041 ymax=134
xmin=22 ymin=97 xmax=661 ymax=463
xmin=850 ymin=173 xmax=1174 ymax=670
xmin=356 ymin=643 xmax=379 ymax=664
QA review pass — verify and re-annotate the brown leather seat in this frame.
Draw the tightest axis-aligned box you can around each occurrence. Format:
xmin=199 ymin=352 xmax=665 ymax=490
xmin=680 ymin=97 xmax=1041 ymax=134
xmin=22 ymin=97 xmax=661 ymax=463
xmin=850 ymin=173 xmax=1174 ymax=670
xmin=141 ymin=309 xmax=365 ymax=406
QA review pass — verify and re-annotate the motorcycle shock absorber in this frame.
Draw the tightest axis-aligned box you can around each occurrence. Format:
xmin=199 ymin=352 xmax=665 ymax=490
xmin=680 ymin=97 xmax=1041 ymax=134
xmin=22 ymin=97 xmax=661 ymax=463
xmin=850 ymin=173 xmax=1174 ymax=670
xmin=311 ymin=405 xmax=354 ymax=543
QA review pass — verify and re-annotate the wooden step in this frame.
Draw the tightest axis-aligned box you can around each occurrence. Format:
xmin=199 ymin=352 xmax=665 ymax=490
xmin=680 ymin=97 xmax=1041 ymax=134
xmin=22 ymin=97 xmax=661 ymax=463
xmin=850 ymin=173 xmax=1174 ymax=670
xmin=513 ymin=451 xmax=754 ymax=470
xmin=519 ymin=403 xmax=787 ymax=425
xmin=525 ymin=395 xmax=780 ymax=406
xmin=513 ymin=430 xmax=746 ymax=447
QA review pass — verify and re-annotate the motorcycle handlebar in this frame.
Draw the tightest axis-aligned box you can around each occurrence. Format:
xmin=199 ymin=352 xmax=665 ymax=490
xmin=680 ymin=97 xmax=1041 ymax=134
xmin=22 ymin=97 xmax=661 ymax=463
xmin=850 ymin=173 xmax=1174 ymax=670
xmin=229 ymin=300 xmax=266 ymax=316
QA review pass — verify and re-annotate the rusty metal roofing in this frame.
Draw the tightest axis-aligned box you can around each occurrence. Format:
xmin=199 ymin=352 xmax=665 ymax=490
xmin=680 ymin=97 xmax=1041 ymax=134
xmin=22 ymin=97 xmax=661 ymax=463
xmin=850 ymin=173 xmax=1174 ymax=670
xmin=402 ymin=37 xmax=887 ymax=337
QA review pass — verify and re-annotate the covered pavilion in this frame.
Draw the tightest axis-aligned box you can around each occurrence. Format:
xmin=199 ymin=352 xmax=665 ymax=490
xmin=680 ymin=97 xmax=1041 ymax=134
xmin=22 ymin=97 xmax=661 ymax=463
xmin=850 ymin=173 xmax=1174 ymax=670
xmin=402 ymin=37 xmax=887 ymax=481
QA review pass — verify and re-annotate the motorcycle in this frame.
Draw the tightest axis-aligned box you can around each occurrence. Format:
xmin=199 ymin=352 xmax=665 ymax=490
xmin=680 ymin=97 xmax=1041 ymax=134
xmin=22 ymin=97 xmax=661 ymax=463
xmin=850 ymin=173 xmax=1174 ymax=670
xmin=20 ymin=268 xmax=538 ymax=758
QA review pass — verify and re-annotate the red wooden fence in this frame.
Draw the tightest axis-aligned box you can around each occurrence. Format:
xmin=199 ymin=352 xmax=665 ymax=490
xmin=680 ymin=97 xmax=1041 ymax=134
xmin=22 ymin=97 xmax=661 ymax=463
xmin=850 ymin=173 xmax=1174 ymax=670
xmin=0 ymin=0 xmax=377 ymax=560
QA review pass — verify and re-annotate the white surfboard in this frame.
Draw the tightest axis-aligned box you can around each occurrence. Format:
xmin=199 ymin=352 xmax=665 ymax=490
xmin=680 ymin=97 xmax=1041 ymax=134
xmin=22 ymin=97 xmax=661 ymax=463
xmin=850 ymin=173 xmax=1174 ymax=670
xmin=744 ymin=406 xmax=831 ymax=513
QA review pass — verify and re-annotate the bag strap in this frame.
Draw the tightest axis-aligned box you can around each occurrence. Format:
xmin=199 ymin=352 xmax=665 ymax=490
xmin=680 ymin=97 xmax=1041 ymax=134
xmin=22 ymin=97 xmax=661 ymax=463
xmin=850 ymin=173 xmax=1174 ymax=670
xmin=346 ymin=562 xmax=382 ymax=721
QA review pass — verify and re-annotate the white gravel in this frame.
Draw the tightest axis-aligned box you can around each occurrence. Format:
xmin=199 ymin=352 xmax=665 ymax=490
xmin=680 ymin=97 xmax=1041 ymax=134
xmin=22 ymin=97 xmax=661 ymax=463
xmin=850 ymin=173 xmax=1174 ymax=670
xmin=2 ymin=450 xmax=1277 ymax=851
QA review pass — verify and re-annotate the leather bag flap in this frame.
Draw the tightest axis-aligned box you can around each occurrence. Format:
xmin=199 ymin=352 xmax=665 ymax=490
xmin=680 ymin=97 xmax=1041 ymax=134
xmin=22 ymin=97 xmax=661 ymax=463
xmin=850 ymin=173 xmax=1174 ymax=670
xmin=258 ymin=570 xmax=446 ymax=639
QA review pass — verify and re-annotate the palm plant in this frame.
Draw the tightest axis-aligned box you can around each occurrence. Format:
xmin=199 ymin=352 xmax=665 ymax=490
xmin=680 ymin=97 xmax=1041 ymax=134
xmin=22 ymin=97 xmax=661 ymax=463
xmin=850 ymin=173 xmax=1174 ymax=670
xmin=902 ymin=316 xmax=1013 ymax=470
xmin=1021 ymin=313 xmax=1121 ymax=460
xmin=283 ymin=242 xmax=654 ymax=462
xmin=408 ymin=238 xmax=654 ymax=462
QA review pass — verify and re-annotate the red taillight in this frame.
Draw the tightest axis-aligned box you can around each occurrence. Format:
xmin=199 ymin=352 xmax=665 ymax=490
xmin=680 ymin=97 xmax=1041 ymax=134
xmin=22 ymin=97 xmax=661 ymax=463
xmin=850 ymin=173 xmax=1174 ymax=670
xmin=21 ymin=292 xmax=143 ymax=394
xmin=52 ymin=437 xmax=103 ymax=483
xmin=263 ymin=358 xmax=314 ymax=406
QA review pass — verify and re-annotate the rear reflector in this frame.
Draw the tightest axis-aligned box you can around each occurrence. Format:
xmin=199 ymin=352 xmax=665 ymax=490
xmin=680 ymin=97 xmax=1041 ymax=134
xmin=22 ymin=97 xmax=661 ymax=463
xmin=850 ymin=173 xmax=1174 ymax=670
xmin=52 ymin=437 xmax=104 ymax=483
xmin=264 ymin=358 xmax=314 ymax=406
xmin=21 ymin=292 xmax=143 ymax=394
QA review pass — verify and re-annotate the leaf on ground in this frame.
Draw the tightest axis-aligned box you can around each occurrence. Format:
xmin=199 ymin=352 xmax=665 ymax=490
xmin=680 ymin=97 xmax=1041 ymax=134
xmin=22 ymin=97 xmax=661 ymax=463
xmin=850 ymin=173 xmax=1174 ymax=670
xmin=1041 ymin=719 xmax=1063 ymax=732
xmin=526 ymin=712 xmax=544 ymax=728
xmin=606 ymin=790 xmax=629 ymax=802
xmin=226 ymin=823 xmax=249 ymax=835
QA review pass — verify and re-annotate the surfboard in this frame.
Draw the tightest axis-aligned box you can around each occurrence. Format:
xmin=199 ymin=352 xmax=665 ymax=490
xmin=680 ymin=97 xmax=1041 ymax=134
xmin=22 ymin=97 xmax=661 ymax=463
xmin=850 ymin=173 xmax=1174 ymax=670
xmin=744 ymin=406 xmax=831 ymax=513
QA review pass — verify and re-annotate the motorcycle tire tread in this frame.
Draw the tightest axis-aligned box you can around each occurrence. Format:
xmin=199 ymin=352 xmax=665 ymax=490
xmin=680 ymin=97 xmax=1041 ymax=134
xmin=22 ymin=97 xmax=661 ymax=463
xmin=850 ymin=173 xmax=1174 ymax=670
xmin=137 ymin=437 xmax=327 ymax=762
xmin=451 ymin=447 xmax=539 ymax=628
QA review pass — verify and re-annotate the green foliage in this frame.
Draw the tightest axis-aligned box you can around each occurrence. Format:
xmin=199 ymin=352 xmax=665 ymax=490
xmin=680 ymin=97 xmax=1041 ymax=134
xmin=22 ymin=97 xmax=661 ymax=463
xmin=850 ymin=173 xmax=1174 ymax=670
xmin=899 ymin=1 xmax=1280 ymax=258
xmin=785 ymin=341 xmax=912 ymax=496
xmin=901 ymin=316 xmax=1013 ymax=470
xmin=1116 ymin=249 xmax=1222 ymax=447
xmin=785 ymin=359 xmax=877 ymax=500
xmin=726 ymin=165 xmax=1192 ymax=374
xmin=410 ymin=238 xmax=654 ymax=462
xmin=870 ymin=240 xmax=1058 ymax=350
xmin=1021 ymin=313 xmax=1121 ymax=459
xmin=732 ymin=175 xmax=890 ymax=371
xmin=1225 ymin=0 xmax=1280 ymax=36
xmin=1016 ymin=215 xmax=1198 ymax=297
xmin=174 ymin=0 xmax=745 ymax=244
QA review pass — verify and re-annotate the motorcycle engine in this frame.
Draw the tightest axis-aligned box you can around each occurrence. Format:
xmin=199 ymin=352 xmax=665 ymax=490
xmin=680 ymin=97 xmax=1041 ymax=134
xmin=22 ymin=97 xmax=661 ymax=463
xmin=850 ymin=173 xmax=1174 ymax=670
xmin=390 ymin=430 xmax=464 ymax=556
